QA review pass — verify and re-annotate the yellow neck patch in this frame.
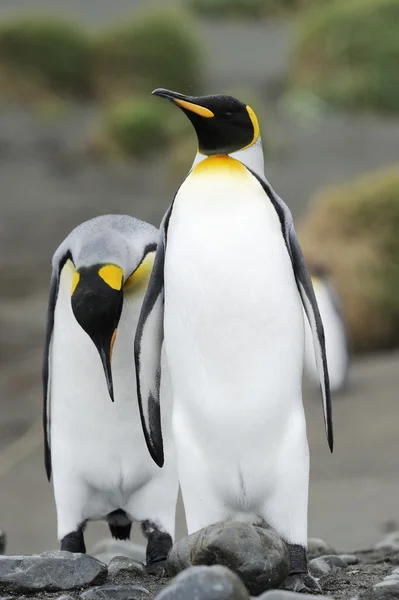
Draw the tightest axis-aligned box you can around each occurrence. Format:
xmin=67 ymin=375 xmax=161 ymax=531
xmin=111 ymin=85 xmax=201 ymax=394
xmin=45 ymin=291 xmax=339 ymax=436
xmin=70 ymin=271 xmax=80 ymax=296
xmin=192 ymin=154 xmax=247 ymax=176
xmin=99 ymin=264 xmax=123 ymax=290
xmin=124 ymin=252 xmax=155 ymax=291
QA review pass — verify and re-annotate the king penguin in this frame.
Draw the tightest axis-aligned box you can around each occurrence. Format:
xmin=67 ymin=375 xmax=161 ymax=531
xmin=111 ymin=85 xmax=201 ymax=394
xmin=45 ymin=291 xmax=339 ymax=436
xmin=304 ymin=264 xmax=350 ymax=393
xmin=134 ymin=90 xmax=334 ymax=592
xmin=43 ymin=214 xmax=177 ymax=571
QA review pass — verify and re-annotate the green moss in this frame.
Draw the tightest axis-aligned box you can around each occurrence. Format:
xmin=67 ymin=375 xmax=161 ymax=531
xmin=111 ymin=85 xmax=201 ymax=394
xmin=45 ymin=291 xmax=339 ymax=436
xmin=299 ymin=166 xmax=399 ymax=352
xmin=92 ymin=9 xmax=204 ymax=101
xmin=291 ymin=0 xmax=399 ymax=113
xmin=0 ymin=16 xmax=91 ymax=100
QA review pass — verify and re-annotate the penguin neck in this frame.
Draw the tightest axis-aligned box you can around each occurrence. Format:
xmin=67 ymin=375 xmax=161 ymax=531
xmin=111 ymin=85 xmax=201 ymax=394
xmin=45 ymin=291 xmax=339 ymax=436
xmin=190 ymin=135 xmax=265 ymax=180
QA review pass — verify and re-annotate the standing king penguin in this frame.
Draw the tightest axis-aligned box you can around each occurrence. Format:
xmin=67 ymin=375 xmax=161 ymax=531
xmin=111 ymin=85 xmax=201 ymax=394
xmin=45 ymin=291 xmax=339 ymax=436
xmin=43 ymin=215 xmax=177 ymax=571
xmin=135 ymin=90 xmax=333 ymax=592
xmin=304 ymin=265 xmax=350 ymax=393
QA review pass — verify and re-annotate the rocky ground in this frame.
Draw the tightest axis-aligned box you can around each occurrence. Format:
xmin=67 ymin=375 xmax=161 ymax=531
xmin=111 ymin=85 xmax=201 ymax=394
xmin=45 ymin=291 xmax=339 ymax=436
xmin=2 ymin=530 xmax=399 ymax=600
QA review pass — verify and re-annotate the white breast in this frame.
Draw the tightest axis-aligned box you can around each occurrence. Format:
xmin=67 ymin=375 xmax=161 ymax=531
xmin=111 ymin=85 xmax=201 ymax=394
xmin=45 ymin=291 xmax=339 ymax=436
xmin=164 ymin=159 xmax=305 ymax=450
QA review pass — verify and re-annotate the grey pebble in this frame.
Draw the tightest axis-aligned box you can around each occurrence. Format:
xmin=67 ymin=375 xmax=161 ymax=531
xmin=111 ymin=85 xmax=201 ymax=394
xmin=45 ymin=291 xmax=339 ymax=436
xmin=256 ymin=590 xmax=333 ymax=600
xmin=155 ymin=565 xmax=249 ymax=600
xmin=0 ymin=550 xmax=107 ymax=592
xmin=373 ymin=579 xmax=399 ymax=598
xmin=307 ymin=538 xmax=335 ymax=558
xmin=91 ymin=540 xmax=146 ymax=565
xmin=308 ymin=555 xmax=348 ymax=577
xmin=107 ymin=556 xmax=145 ymax=582
xmin=167 ymin=520 xmax=289 ymax=596
xmin=56 ymin=596 xmax=76 ymax=600
xmin=384 ymin=576 xmax=399 ymax=582
xmin=337 ymin=554 xmax=359 ymax=565
xmin=80 ymin=584 xmax=149 ymax=599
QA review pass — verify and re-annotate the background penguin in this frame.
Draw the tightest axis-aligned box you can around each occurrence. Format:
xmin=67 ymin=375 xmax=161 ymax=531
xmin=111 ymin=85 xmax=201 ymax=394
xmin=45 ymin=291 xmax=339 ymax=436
xmin=134 ymin=90 xmax=334 ymax=593
xmin=304 ymin=264 xmax=350 ymax=393
xmin=43 ymin=214 xmax=177 ymax=571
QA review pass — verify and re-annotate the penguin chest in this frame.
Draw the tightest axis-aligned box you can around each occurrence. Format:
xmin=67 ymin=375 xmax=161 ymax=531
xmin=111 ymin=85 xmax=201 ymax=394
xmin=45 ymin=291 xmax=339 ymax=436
xmin=164 ymin=159 xmax=304 ymax=427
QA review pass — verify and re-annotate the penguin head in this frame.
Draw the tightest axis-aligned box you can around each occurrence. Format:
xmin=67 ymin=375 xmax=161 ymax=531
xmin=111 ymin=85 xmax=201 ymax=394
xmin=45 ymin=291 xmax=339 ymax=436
xmin=152 ymin=88 xmax=260 ymax=156
xmin=70 ymin=263 xmax=124 ymax=401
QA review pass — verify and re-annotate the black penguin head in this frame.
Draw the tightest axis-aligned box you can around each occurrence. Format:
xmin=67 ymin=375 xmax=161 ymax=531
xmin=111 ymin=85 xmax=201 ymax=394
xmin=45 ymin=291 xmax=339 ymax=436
xmin=152 ymin=88 xmax=260 ymax=156
xmin=70 ymin=263 xmax=124 ymax=401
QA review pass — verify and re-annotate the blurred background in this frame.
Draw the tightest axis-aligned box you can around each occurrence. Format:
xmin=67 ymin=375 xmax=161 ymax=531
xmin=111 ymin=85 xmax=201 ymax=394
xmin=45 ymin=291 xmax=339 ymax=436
xmin=1 ymin=0 xmax=399 ymax=557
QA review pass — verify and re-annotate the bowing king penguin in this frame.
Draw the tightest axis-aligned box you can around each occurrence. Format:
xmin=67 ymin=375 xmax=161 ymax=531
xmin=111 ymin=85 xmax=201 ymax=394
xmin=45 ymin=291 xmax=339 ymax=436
xmin=134 ymin=90 xmax=334 ymax=592
xmin=43 ymin=215 xmax=177 ymax=571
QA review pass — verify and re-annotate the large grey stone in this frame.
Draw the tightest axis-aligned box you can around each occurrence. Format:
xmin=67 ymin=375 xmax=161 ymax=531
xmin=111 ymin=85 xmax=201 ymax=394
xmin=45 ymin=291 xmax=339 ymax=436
xmin=375 ymin=532 xmax=399 ymax=552
xmin=0 ymin=550 xmax=107 ymax=592
xmin=307 ymin=538 xmax=335 ymax=558
xmin=257 ymin=591 xmax=333 ymax=600
xmin=308 ymin=555 xmax=348 ymax=577
xmin=80 ymin=585 xmax=149 ymax=599
xmin=107 ymin=556 xmax=145 ymax=582
xmin=155 ymin=565 xmax=249 ymax=600
xmin=337 ymin=554 xmax=359 ymax=566
xmin=167 ymin=520 xmax=289 ymax=596
xmin=373 ymin=580 xmax=399 ymax=599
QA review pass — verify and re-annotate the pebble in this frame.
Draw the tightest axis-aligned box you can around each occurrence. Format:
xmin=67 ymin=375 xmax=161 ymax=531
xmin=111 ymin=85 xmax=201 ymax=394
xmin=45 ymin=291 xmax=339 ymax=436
xmin=308 ymin=554 xmax=348 ymax=577
xmin=80 ymin=584 xmax=149 ymax=599
xmin=337 ymin=554 xmax=359 ymax=565
xmin=307 ymin=538 xmax=335 ymax=558
xmin=56 ymin=596 xmax=76 ymax=600
xmin=0 ymin=550 xmax=107 ymax=592
xmin=373 ymin=580 xmax=399 ymax=599
xmin=155 ymin=565 xmax=249 ymax=600
xmin=107 ymin=556 xmax=145 ymax=582
xmin=256 ymin=590 xmax=333 ymax=600
xmin=167 ymin=520 xmax=289 ymax=596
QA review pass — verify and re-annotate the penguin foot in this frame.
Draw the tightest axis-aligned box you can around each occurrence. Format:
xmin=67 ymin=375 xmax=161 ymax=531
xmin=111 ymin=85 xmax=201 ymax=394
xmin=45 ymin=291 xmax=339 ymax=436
xmin=142 ymin=520 xmax=173 ymax=576
xmin=283 ymin=572 xmax=322 ymax=594
xmin=60 ymin=529 xmax=86 ymax=553
xmin=145 ymin=560 xmax=168 ymax=577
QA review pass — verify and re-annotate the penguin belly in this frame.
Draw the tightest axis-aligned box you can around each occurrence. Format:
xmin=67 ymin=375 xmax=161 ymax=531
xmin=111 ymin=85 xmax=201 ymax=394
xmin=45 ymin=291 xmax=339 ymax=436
xmin=164 ymin=161 xmax=308 ymax=534
xmin=50 ymin=264 xmax=176 ymax=539
xmin=304 ymin=281 xmax=348 ymax=392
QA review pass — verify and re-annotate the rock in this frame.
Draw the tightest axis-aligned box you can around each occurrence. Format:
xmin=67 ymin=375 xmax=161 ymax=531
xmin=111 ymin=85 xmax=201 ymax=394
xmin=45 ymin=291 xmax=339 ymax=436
xmin=107 ymin=556 xmax=145 ymax=582
xmin=155 ymin=565 xmax=249 ymax=600
xmin=338 ymin=554 xmax=359 ymax=565
xmin=56 ymin=596 xmax=76 ymax=600
xmin=308 ymin=555 xmax=348 ymax=577
xmin=307 ymin=538 xmax=335 ymax=558
xmin=80 ymin=584 xmax=149 ymax=599
xmin=376 ymin=532 xmax=399 ymax=551
xmin=256 ymin=591 xmax=333 ymax=600
xmin=0 ymin=531 xmax=6 ymax=555
xmin=91 ymin=540 xmax=146 ymax=565
xmin=167 ymin=520 xmax=289 ymax=596
xmin=0 ymin=550 xmax=107 ymax=592
xmin=373 ymin=580 xmax=399 ymax=599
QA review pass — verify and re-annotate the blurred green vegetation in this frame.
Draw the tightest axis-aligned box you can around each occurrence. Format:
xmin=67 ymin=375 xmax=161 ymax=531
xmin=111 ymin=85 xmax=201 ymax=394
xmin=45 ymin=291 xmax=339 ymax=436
xmin=0 ymin=16 xmax=91 ymax=101
xmin=291 ymin=0 xmax=399 ymax=113
xmin=299 ymin=165 xmax=399 ymax=352
xmin=91 ymin=9 xmax=204 ymax=101
xmin=186 ymin=0 xmax=329 ymax=19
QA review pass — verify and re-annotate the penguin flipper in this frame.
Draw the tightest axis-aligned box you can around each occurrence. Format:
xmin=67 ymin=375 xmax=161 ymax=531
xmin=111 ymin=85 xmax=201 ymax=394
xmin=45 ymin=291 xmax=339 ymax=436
xmin=134 ymin=205 xmax=174 ymax=468
xmin=247 ymin=168 xmax=333 ymax=452
xmin=43 ymin=252 xmax=72 ymax=481
xmin=287 ymin=225 xmax=333 ymax=452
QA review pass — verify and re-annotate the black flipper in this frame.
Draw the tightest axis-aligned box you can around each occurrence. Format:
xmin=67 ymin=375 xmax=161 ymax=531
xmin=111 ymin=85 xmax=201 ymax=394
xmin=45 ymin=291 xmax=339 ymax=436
xmin=42 ymin=252 xmax=72 ymax=481
xmin=134 ymin=204 xmax=174 ymax=468
xmin=249 ymin=170 xmax=333 ymax=452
